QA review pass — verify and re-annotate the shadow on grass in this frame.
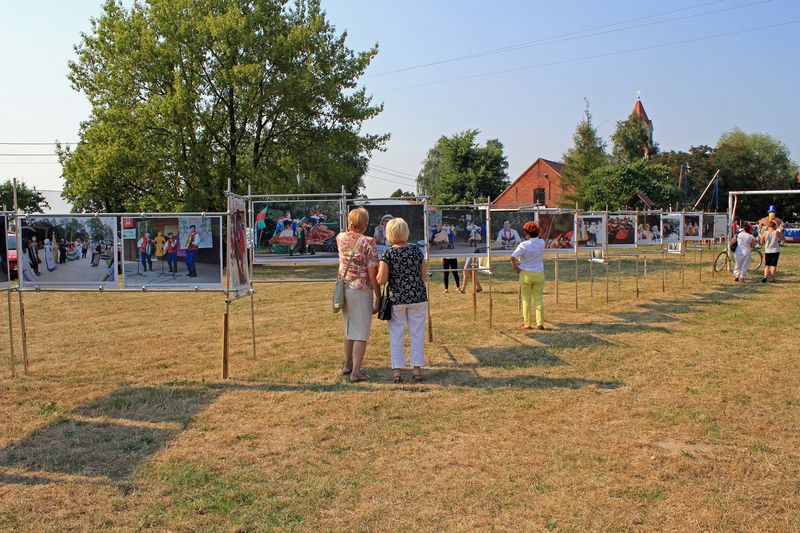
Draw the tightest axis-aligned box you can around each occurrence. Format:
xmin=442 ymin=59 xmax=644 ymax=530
xmin=0 ymin=384 xmax=218 ymax=483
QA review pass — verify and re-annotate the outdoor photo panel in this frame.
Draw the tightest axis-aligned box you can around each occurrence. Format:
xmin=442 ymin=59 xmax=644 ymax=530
xmin=229 ymin=196 xmax=251 ymax=297
xmin=606 ymin=214 xmax=637 ymax=248
xmin=490 ymin=209 xmax=536 ymax=256
xmin=537 ymin=211 xmax=576 ymax=252
xmin=683 ymin=212 xmax=702 ymax=240
xmin=0 ymin=215 xmax=9 ymax=289
xmin=19 ymin=215 xmax=118 ymax=288
xmin=121 ymin=216 xmax=223 ymax=289
xmin=702 ymin=213 xmax=715 ymax=239
xmin=637 ymin=212 xmax=662 ymax=245
xmin=576 ymin=214 xmax=606 ymax=250
xmin=427 ymin=207 xmax=487 ymax=258
xmin=662 ymin=213 xmax=683 ymax=243
xmin=350 ymin=201 xmax=426 ymax=255
xmin=713 ymin=213 xmax=728 ymax=240
xmin=253 ymin=199 xmax=342 ymax=264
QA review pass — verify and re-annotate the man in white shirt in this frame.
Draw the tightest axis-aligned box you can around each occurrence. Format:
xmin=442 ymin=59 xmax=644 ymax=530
xmin=495 ymin=220 xmax=522 ymax=249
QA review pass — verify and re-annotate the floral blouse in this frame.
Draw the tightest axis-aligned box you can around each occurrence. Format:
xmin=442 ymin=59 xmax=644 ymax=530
xmin=336 ymin=232 xmax=379 ymax=290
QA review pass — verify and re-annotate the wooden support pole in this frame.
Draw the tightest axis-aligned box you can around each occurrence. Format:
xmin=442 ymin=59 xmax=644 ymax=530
xmin=427 ymin=271 xmax=433 ymax=343
xmin=17 ymin=290 xmax=28 ymax=375
xmin=605 ymin=260 xmax=610 ymax=303
xmin=554 ymin=255 xmax=559 ymax=303
xmin=488 ymin=270 xmax=493 ymax=329
xmin=643 ymin=254 xmax=648 ymax=278
xmin=635 ymin=254 xmax=640 ymax=298
xmin=698 ymin=247 xmax=703 ymax=284
xmin=617 ymin=256 xmax=622 ymax=292
xmin=589 ymin=257 xmax=594 ymax=298
xmin=249 ymin=291 xmax=257 ymax=360
xmin=680 ymin=250 xmax=685 ymax=288
xmin=12 ymin=180 xmax=29 ymax=374
xmin=221 ymin=298 xmax=230 ymax=379
xmin=661 ymin=250 xmax=666 ymax=292
xmin=471 ymin=265 xmax=477 ymax=323
xmin=7 ymin=290 xmax=15 ymax=378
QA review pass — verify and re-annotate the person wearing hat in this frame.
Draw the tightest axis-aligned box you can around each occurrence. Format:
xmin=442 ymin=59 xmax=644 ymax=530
xmin=374 ymin=214 xmax=393 ymax=247
xmin=758 ymin=205 xmax=784 ymax=234
xmin=759 ymin=220 xmax=785 ymax=282
xmin=165 ymin=232 xmax=180 ymax=273
xmin=510 ymin=221 xmax=546 ymax=330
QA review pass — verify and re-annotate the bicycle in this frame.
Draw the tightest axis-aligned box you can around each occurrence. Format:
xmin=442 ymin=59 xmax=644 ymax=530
xmin=713 ymin=245 xmax=763 ymax=273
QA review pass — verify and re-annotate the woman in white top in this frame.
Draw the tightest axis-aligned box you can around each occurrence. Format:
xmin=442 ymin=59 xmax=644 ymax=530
xmin=510 ymin=221 xmax=545 ymax=330
xmin=732 ymin=223 xmax=756 ymax=282
xmin=759 ymin=220 xmax=784 ymax=282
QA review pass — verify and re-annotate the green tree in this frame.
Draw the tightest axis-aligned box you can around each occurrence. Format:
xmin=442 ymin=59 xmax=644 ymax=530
xmin=416 ymin=130 xmax=509 ymax=204
xmin=711 ymin=128 xmax=798 ymax=220
xmin=0 ymin=180 xmax=50 ymax=213
xmin=389 ymin=188 xmax=415 ymax=198
xmin=650 ymin=145 xmax=717 ymax=208
xmin=611 ymin=112 xmax=657 ymax=164
xmin=58 ymin=0 xmax=387 ymax=212
xmin=560 ymin=102 xmax=609 ymax=207
xmin=582 ymin=161 xmax=678 ymax=210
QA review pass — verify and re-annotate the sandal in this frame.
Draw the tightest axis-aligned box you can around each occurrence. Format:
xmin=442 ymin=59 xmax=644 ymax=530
xmin=350 ymin=373 xmax=369 ymax=383
xmin=411 ymin=373 xmax=424 ymax=383
xmin=536 ymin=325 xmax=545 ymax=331
xmin=392 ymin=374 xmax=403 ymax=384
xmin=519 ymin=324 xmax=532 ymax=330
xmin=342 ymin=367 xmax=353 ymax=376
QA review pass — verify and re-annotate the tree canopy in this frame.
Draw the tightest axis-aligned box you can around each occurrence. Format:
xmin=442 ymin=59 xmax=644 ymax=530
xmin=582 ymin=161 xmax=678 ymax=210
xmin=0 ymin=180 xmax=50 ymax=213
xmin=416 ymin=130 xmax=509 ymax=205
xmin=611 ymin=112 xmax=657 ymax=164
xmin=58 ymin=0 xmax=387 ymax=212
xmin=560 ymin=102 xmax=609 ymax=208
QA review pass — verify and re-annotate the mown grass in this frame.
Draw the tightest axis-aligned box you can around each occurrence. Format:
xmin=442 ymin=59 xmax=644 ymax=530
xmin=0 ymin=245 xmax=798 ymax=530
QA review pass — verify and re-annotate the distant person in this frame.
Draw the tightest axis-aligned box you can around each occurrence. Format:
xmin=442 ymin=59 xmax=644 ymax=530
xmin=511 ymin=221 xmax=545 ymax=330
xmin=336 ymin=207 xmax=380 ymax=383
xmin=184 ymin=225 xmax=200 ymax=277
xmin=495 ymin=220 xmax=522 ymax=249
xmin=732 ymin=223 xmax=756 ymax=282
xmin=377 ymin=217 xmax=428 ymax=383
xmin=81 ymin=241 xmax=88 ymax=259
xmin=165 ymin=232 xmax=179 ymax=273
xmin=441 ymin=257 xmax=460 ymax=294
xmin=137 ymin=231 xmax=153 ymax=271
xmin=28 ymin=237 xmax=41 ymax=275
xmin=58 ymin=240 xmax=67 ymax=265
xmin=759 ymin=220 xmax=785 ymax=283
xmin=43 ymin=239 xmax=57 ymax=272
xmin=462 ymin=252 xmax=483 ymax=294
xmin=91 ymin=242 xmax=102 ymax=267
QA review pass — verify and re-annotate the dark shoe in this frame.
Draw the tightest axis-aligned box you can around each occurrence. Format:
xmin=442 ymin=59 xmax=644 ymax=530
xmin=536 ymin=325 xmax=545 ymax=330
xmin=762 ymin=277 xmax=767 ymax=283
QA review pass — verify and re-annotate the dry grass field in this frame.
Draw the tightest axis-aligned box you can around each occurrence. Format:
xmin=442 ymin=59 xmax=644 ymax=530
xmin=1 ymin=245 xmax=798 ymax=531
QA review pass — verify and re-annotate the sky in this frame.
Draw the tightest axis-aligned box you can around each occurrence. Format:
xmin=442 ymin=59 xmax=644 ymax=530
xmin=1 ymin=0 xmax=798 ymax=204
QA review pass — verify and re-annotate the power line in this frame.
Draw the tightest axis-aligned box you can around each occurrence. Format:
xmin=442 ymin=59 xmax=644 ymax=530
xmin=368 ymin=167 xmax=418 ymax=184
xmin=0 ymin=142 xmax=78 ymax=145
xmin=368 ymin=0 xmax=765 ymax=78
xmin=0 ymin=153 xmax=59 ymax=157
xmin=363 ymin=173 xmax=417 ymax=188
xmin=377 ymin=19 xmax=800 ymax=93
xmin=369 ymin=163 xmax=418 ymax=178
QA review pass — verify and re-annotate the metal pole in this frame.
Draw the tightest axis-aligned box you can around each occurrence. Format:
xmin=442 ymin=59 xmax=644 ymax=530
xmin=221 ymin=181 xmax=232 ymax=379
xmin=471 ymin=263 xmax=477 ymax=323
xmin=486 ymin=199 xmax=493 ymax=329
xmin=247 ymin=185 xmax=257 ymax=360
xmin=12 ymin=181 xmax=29 ymax=374
xmin=424 ymin=198 xmax=433 ymax=343
xmin=6 ymin=290 xmax=15 ymax=378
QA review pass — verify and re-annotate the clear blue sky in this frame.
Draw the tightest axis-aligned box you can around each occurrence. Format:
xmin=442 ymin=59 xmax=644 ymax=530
xmin=1 ymin=0 xmax=798 ymax=200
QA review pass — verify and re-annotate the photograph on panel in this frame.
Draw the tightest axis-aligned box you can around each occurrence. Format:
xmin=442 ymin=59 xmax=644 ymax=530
xmin=427 ymin=207 xmax=487 ymax=257
xmin=490 ymin=210 xmax=536 ymax=255
xmin=637 ymin=212 xmax=662 ymax=245
xmin=122 ymin=216 xmax=222 ymax=289
xmin=576 ymin=214 xmax=606 ymax=249
xmin=0 ymin=215 xmax=9 ymax=287
xmin=19 ymin=216 xmax=118 ymax=288
xmin=537 ymin=212 xmax=576 ymax=251
xmin=607 ymin=214 xmax=636 ymax=247
xmin=683 ymin=212 xmax=702 ymax=240
xmin=662 ymin=214 xmax=683 ymax=243
xmin=350 ymin=201 xmax=426 ymax=255
xmin=713 ymin=214 xmax=728 ymax=240
xmin=253 ymin=200 xmax=341 ymax=264
xmin=229 ymin=197 xmax=251 ymax=297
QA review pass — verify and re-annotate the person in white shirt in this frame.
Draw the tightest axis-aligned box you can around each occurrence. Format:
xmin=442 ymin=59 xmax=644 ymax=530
xmin=732 ymin=223 xmax=756 ymax=282
xmin=496 ymin=220 xmax=522 ymax=249
xmin=510 ymin=221 xmax=546 ymax=330
xmin=759 ymin=220 xmax=784 ymax=283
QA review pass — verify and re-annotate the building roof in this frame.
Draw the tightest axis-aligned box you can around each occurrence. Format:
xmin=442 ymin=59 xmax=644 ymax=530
xmin=625 ymin=191 xmax=655 ymax=209
xmin=494 ymin=157 xmax=564 ymax=203
xmin=632 ymin=97 xmax=651 ymax=125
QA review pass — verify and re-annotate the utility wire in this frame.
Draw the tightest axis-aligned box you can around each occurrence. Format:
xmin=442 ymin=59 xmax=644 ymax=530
xmin=377 ymin=19 xmax=799 ymax=93
xmin=369 ymin=163 xmax=418 ymax=178
xmin=368 ymin=0 xmax=761 ymax=78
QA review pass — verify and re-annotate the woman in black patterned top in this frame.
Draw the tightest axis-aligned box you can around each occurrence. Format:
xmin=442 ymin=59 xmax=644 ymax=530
xmin=376 ymin=218 xmax=428 ymax=383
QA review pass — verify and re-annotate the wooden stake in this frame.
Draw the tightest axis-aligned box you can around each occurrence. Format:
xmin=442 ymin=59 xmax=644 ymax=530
xmin=554 ymin=255 xmax=559 ymax=303
xmin=249 ymin=291 xmax=257 ymax=360
xmin=574 ymin=256 xmax=579 ymax=310
xmin=699 ymin=247 xmax=703 ymax=284
xmin=488 ymin=269 xmax=493 ymax=329
xmin=605 ymin=260 xmax=610 ymax=303
xmin=471 ymin=265 xmax=477 ymax=323
xmin=6 ymin=290 xmax=15 ymax=378
xmin=427 ymin=271 xmax=433 ymax=342
xmin=11 ymin=181 xmax=29 ymax=375
xmin=589 ymin=257 xmax=594 ymax=298
xmin=617 ymin=257 xmax=621 ymax=292
xmin=17 ymin=290 xmax=29 ymax=375
xmin=635 ymin=254 xmax=640 ymax=298
xmin=661 ymin=250 xmax=666 ymax=292
xmin=221 ymin=298 xmax=230 ymax=379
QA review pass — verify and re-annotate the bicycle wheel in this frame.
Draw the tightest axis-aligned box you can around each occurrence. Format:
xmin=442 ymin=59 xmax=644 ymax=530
xmin=749 ymin=249 xmax=763 ymax=272
xmin=713 ymin=251 xmax=729 ymax=272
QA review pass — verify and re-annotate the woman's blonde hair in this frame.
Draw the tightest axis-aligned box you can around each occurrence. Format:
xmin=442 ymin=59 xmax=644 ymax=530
xmin=385 ymin=217 xmax=410 ymax=244
xmin=348 ymin=207 xmax=369 ymax=232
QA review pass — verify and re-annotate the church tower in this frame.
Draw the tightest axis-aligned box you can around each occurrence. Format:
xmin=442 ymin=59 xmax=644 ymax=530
xmin=631 ymin=96 xmax=654 ymax=159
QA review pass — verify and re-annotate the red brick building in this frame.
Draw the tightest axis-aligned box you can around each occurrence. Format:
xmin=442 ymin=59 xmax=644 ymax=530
xmin=494 ymin=158 xmax=569 ymax=207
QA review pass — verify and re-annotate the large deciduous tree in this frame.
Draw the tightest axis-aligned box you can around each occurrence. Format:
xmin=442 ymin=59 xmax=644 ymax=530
xmin=58 ymin=0 xmax=387 ymax=212
xmin=560 ymin=102 xmax=609 ymax=208
xmin=416 ymin=130 xmax=509 ymax=205
xmin=611 ymin=112 xmax=657 ymax=164
xmin=582 ymin=161 xmax=678 ymax=210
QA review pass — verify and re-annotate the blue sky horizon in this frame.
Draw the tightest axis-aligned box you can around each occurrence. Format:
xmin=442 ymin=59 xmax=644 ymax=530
xmin=1 ymin=0 xmax=798 ymax=201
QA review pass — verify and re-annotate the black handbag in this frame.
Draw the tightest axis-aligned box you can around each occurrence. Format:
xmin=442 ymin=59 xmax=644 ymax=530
xmin=377 ymin=284 xmax=392 ymax=321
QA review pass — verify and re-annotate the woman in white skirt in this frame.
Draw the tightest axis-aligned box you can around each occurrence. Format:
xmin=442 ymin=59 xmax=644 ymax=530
xmin=336 ymin=208 xmax=380 ymax=382
xmin=732 ymin=223 xmax=756 ymax=282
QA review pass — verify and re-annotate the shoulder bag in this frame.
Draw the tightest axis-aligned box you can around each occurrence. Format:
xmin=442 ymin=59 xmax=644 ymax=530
xmin=377 ymin=282 xmax=392 ymax=321
xmin=332 ymin=236 xmax=362 ymax=313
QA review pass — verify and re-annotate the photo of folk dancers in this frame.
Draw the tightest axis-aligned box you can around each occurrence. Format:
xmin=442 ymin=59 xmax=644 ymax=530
xmin=683 ymin=213 xmax=702 ymax=240
xmin=490 ymin=210 xmax=535 ymax=255
xmin=537 ymin=212 xmax=576 ymax=251
xmin=637 ymin=213 xmax=662 ymax=245
xmin=229 ymin=197 xmax=250 ymax=296
xmin=662 ymin=214 xmax=683 ymax=243
xmin=122 ymin=217 xmax=223 ymax=289
xmin=576 ymin=215 xmax=605 ymax=249
xmin=253 ymin=200 xmax=340 ymax=263
xmin=354 ymin=203 xmax=426 ymax=255
xmin=607 ymin=214 xmax=636 ymax=247
xmin=427 ymin=208 xmax=487 ymax=257
xmin=19 ymin=216 xmax=117 ymax=288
